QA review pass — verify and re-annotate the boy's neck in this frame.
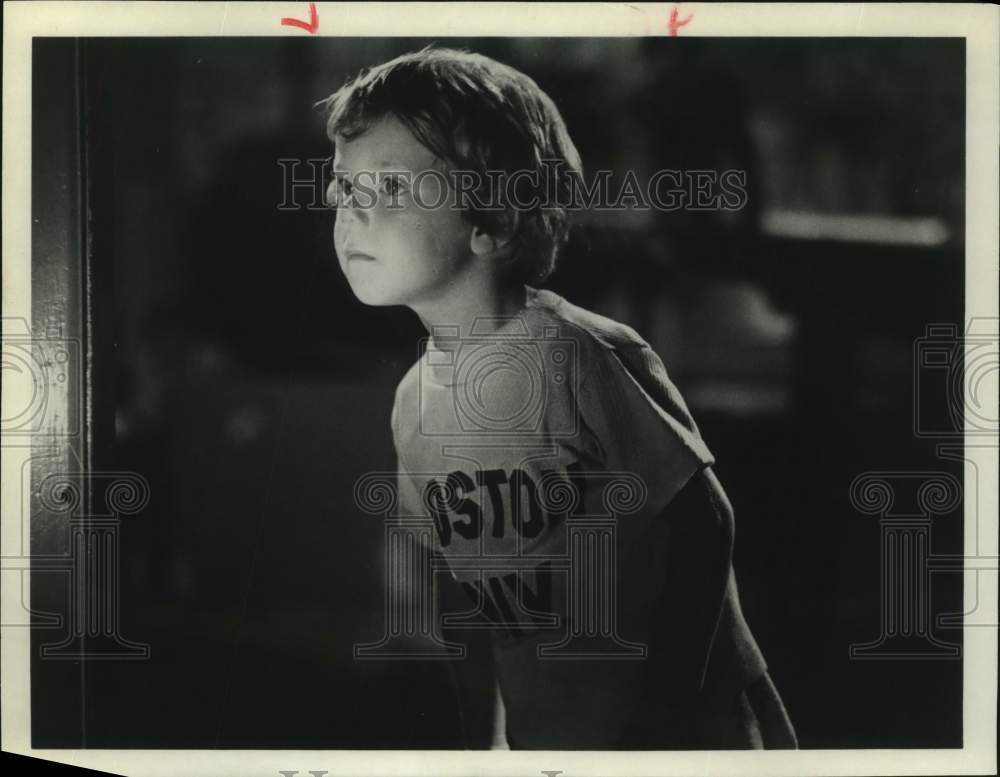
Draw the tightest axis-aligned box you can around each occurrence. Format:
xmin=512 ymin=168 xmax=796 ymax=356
xmin=414 ymin=277 xmax=528 ymax=342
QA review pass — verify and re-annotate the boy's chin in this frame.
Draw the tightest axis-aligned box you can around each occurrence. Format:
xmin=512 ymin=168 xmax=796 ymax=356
xmin=347 ymin=282 xmax=404 ymax=308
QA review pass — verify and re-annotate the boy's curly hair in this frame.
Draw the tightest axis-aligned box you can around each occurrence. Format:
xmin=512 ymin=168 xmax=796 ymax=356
xmin=319 ymin=46 xmax=583 ymax=285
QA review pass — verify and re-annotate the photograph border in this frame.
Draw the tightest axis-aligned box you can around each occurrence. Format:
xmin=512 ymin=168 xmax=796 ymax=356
xmin=2 ymin=3 xmax=997 ymax=776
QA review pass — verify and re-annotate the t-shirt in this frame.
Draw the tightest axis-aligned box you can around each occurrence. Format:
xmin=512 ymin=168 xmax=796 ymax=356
xmin=390 ymin=287 xmax=767 ymax=748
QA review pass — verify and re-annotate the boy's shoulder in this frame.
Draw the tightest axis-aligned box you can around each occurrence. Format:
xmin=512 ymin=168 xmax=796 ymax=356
xmin=392 ymin=287 xmax=652 ymax=405
xmin=525 ymin=287 xmax=651 ymax=354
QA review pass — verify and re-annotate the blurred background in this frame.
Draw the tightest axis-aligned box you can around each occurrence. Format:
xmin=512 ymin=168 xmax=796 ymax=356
xmin=32 ymin=36 xmax=964 ymax=749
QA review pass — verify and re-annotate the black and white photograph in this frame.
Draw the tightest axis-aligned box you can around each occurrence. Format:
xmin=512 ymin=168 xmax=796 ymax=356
xmin=2 ymin=3 xmax=997 ymax=776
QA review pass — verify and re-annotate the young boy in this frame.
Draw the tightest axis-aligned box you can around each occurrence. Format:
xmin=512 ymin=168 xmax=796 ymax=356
xmin=323 ymin=46 xmax=796 ymax=750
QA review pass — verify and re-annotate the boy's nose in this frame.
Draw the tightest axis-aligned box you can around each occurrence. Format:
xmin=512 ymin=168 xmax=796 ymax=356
xmin=335 ymin=197 xmax=369 ymax=227
xmin=326 ymin=180 xmax=368 ymax=223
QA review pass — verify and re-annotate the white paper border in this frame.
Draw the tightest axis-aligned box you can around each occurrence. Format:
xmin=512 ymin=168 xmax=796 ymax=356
xmin=3 ymin=3 xmax=997 ymax=776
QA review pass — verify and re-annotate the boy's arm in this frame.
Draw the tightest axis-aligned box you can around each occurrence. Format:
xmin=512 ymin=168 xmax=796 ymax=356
xmin=572 ymin=343 xmax=755 ymax=741
xmin=649 ymin=466 xmax=734 ymax=694
xmin=615 ymin=465 xmax=737 ymax=747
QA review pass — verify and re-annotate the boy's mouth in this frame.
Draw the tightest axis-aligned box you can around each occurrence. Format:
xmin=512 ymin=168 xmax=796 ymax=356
xmin=345 ymin=250 xmax=376 ymax=262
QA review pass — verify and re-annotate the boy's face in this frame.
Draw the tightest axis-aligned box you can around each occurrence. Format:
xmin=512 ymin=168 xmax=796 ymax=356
xmin=330 ymin=115 xmax=475 ymax=309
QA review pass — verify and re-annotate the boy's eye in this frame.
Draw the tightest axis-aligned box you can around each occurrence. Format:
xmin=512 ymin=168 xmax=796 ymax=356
xmin=380 ymin=174 xmax=407 ymax=198
xmin=327 ymin=175 xmax=353 ymax=208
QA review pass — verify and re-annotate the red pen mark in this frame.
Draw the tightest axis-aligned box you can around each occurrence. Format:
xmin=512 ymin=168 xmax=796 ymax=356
xmin=281 ymin=2 xmax=319 ymax=34
xmin=668 ymin=5 xmax=693 ymax=36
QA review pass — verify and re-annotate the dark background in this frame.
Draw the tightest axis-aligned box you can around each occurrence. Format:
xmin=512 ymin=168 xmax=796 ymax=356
xmin=31 ymin=36 xmax=965 ymax=749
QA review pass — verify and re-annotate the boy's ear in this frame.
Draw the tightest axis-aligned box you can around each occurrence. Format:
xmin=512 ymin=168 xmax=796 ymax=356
xmin=469 ymin=225 xmax=514 ymax=257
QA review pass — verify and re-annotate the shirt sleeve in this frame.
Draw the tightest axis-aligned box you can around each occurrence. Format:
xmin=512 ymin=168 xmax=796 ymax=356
xmin=575 ymin=342 xmax=714 ymax=516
